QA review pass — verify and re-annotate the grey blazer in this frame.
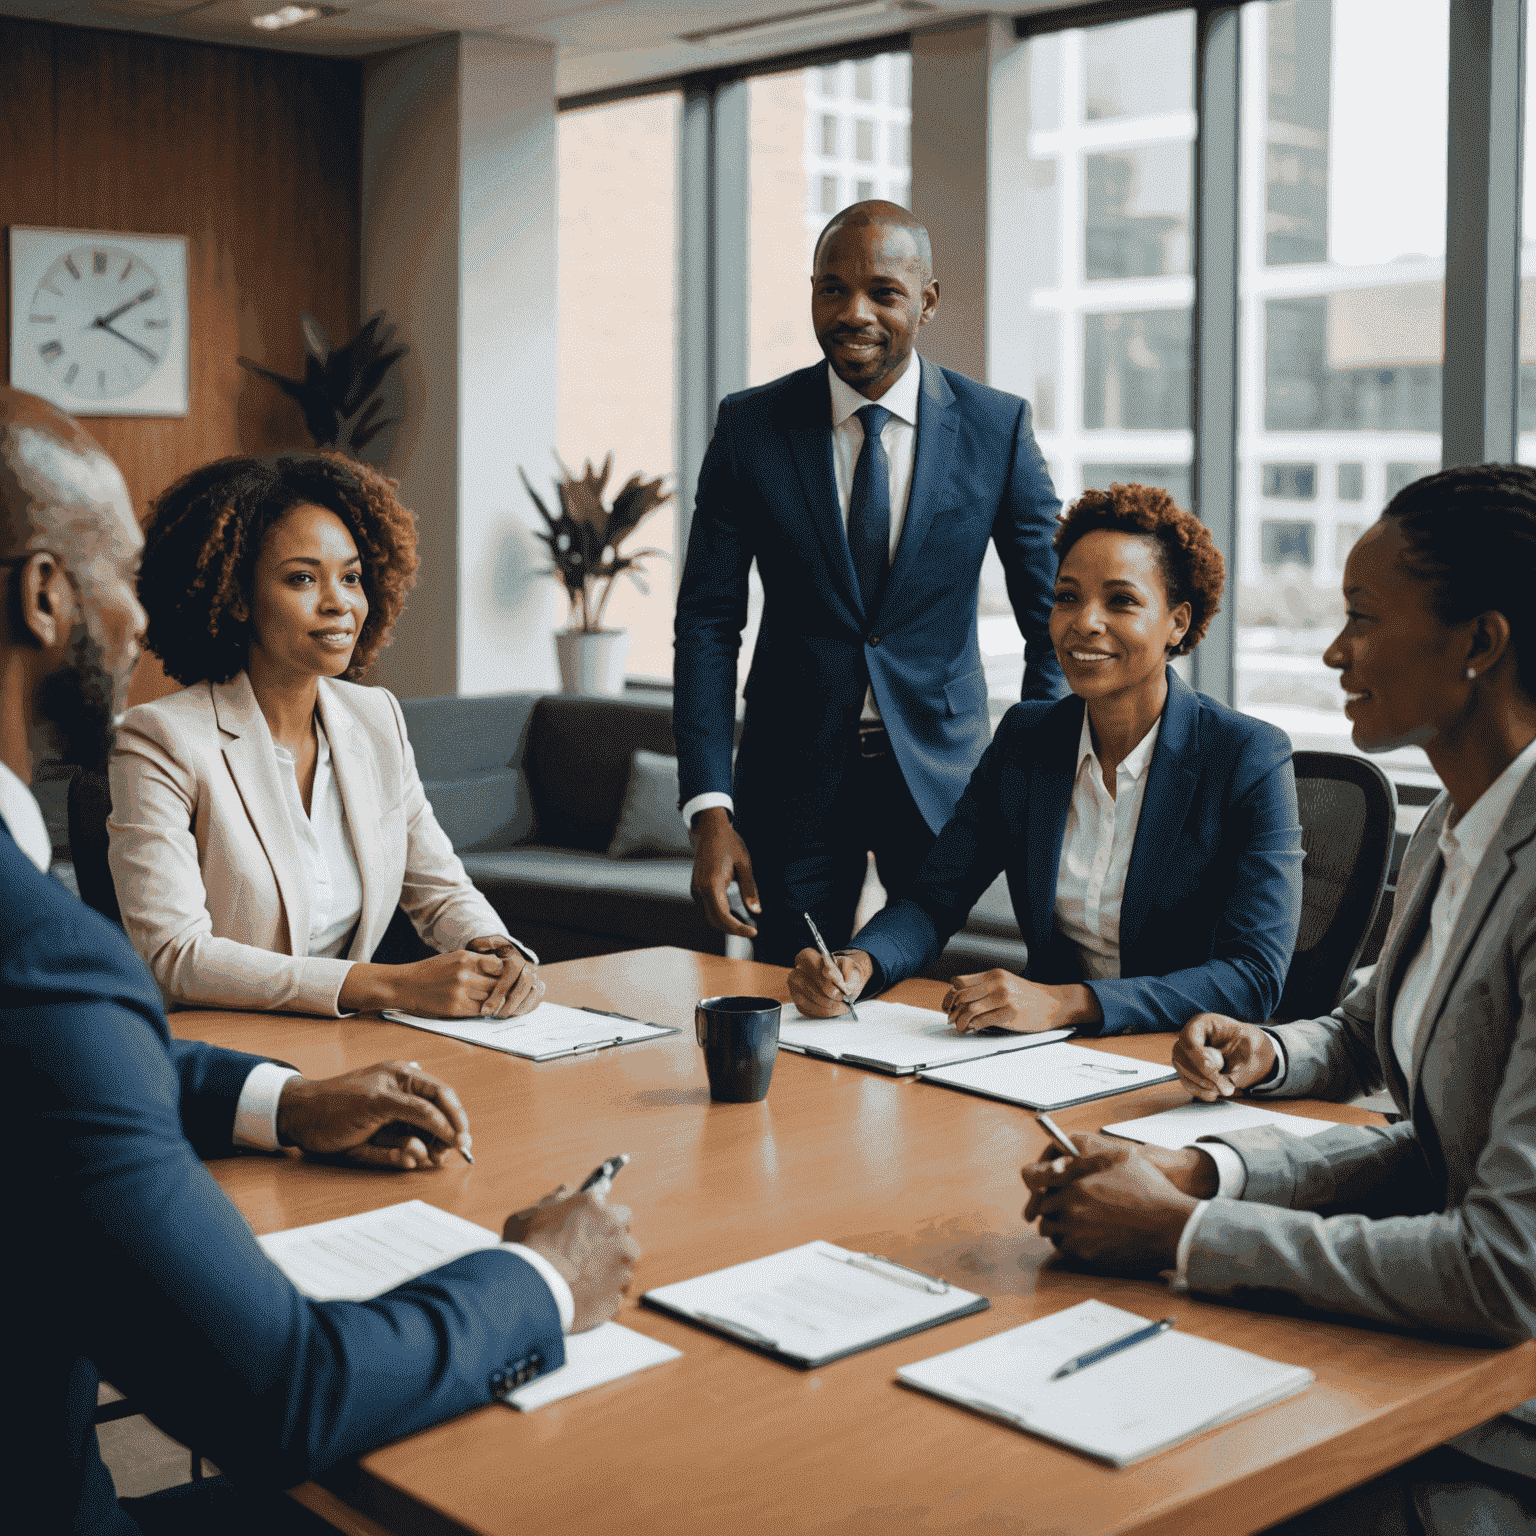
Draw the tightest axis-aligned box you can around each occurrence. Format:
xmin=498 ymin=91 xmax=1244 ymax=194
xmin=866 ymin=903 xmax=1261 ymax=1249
xmin=1186 ymin=763 xmax=1536 ymax=1474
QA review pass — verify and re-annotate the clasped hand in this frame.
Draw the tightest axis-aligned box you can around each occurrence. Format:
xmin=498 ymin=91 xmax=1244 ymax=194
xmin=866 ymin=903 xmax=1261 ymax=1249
xmin=276 ymin=1059 xmax=474 ymax=1169
xmin=1021 ymin=1133 xmax=1216 ymax=1271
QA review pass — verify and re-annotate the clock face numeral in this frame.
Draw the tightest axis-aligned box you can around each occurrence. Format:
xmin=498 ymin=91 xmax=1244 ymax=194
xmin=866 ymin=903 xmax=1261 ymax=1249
xmin=27 ymin=242 xmax=171 ymax=401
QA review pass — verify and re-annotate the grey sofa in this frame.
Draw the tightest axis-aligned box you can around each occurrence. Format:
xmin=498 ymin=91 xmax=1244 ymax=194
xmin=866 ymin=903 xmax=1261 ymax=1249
xmin=399 ymin=688 xmax=1028 ymax=975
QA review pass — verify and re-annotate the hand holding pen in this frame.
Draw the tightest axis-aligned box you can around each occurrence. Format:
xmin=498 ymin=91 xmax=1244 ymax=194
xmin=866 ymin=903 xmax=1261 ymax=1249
xmin=788 ymin=927 xmax=874 ymax=1020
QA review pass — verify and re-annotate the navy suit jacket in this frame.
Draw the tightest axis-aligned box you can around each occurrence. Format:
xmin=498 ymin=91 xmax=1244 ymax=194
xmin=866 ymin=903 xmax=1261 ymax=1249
xmin=854 ymin=671 xmax=1305 ymax=1034
xmin=674 ymin=358 xmax=1064 ymax=838
xmin=2 ymin=819 xmax=564 ymax=1536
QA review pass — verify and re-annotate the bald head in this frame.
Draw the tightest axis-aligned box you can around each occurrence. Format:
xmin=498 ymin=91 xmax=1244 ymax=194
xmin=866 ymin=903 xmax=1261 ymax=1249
xmin=812 ymin=200 xmax=933 ymax=278
xmin=0 ymin=385 xmax=134 ymax=566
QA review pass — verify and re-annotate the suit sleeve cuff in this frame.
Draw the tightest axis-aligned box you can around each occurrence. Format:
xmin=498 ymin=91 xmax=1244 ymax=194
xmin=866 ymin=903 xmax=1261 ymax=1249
xmin=1170 ymin=1199 xmax=1212 ymax=1292
xmin=232 ymin=1062 xmax=303 ymax=1151
xmin=1247 ymin=1028 xmax=1290 ymax=1094
xmin=1197 ymin=1140 xmax=1248 ymax=1198
xmin=501 ymin=1243 xmax=575 ymax=1333
xmin=682 ymin=792 xmax=734 ymax=830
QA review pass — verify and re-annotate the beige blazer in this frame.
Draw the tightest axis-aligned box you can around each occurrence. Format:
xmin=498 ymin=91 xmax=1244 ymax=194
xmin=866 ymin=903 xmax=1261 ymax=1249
xmin=108 ymin=672 xmax=519 ymax=1015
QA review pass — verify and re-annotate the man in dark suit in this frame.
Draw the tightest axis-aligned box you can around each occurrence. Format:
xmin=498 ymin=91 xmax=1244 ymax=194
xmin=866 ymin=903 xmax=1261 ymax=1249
xmin=0 ymin=385 xmax=640 ymax=1535
xmin=675 ymin=200 xmax=1064 ymax=967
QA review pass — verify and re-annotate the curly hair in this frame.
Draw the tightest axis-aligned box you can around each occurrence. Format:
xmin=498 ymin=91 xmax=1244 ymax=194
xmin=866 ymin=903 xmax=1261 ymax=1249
xmin=1382 ymin=463 xmax=1536 ymax=700
xmin=1053 ymin=483 xmax=1225 ymax=656
xmin=139 ymin=452 xmax=419 ymax=686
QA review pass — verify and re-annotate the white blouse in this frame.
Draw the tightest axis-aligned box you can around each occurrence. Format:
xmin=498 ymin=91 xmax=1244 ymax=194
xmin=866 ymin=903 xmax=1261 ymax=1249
xmin=272 ymin=718 xmax=365 ymax=960
xmin=1052 ymin=711 xmax=1161 ymax=981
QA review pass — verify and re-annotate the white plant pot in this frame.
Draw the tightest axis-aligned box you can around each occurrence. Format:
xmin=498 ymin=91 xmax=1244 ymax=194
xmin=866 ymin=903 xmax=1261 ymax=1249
xmin=555 ymin=628 xmax=629 ymax=697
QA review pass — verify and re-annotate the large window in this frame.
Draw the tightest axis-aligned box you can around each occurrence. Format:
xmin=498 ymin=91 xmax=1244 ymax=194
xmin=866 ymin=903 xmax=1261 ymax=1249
xmin=982 ymin=10 xmax=1196 ymax=701
xmin=1234 ymin=0 xmax=1445 ymax=785
xmin=556 ymin=93 xmax=681 ymax=682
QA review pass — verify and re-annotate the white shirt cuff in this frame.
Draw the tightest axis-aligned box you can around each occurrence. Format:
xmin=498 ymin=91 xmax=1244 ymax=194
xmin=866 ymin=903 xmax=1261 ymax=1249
xmin=501 ymin=1243 xmax=575 ymax=1333
xmin=1248 ymin=1028 xmax=1289 ymax=1093
xmin=232 ymin=1062 xmax=303 ymax=1151
xmin=1198 ymin=1140 xmax=1248 ymax=1198
xmin=681 ymin=792 xmax=734 ymax=831
xmin=1171 ymin=1198 xmax=1212 ymax=1292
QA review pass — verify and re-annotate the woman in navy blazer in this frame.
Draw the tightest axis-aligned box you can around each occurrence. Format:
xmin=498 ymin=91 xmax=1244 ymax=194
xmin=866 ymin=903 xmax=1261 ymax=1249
xmin=790 ymin=484 xmax=1304 ymax=1035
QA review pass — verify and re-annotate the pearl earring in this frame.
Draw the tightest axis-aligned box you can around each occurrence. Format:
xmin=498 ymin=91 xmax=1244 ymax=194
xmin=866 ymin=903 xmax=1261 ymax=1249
xmin=1466 ymin=667 xmax=1477 ymax=681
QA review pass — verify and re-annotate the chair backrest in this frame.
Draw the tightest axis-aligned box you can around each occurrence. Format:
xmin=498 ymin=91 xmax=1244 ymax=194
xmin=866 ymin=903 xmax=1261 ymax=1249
xmin=67 ymin=768 xmax=121 ymax=926
xmin=1273 ymin=750 xmax=1396 ymax=1022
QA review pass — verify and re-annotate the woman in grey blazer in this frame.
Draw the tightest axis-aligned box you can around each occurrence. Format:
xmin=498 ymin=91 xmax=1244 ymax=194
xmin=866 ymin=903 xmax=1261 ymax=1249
xmin=110 ymin=453 xmax=543 ymax=1019
xmin=1023 ymin=464 xmax=1536 ymax=1534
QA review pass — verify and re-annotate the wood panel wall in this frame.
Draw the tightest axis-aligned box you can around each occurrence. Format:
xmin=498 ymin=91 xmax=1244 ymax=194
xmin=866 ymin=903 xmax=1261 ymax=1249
xmin=0 ymin=19 xmax=362 ymax=702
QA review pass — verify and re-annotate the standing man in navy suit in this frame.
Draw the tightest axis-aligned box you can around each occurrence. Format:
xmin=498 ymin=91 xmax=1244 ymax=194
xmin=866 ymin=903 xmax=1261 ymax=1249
xmin=675 ymin=200 xmax=1065 ymax=965
xmin=0 ymin=385 xmax=639 ymax=1535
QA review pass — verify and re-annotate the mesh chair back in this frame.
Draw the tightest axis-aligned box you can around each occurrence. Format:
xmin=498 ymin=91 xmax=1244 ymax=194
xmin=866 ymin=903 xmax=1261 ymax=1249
xmin=1273 ymin=750 xmax=1396 ymax=1022
xmin=67 ymin=768 xmax=121 ymax=926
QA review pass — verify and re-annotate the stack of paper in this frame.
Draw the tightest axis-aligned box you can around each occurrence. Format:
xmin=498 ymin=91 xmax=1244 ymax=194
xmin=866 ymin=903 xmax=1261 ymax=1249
xmin=777 ymin=999 xmax=1073 ymax=1075
xmin=918 ymin=1042 xmax=1175 ymax=1109
xmin=383 ymin=1001 xmax=676 ymax=1061
xmin=258 ymin=1200 xmax=679 ymax=1410
xmin=643 ymin=1240 xmax=989 ymax=1368
xmin=898 ymin=1299 xmax=1313 ymax=1466
xmin=1103 ymin=1100 xmax=1340 ymax=1149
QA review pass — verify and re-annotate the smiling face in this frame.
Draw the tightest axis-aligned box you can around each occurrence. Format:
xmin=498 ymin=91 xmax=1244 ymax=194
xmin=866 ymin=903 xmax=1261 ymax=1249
xmin=1050 ymin=528 xmax=1191 ymax=708
xmin=1324 ymin=517 xmax=1472 ymax=754
xmin=246 ymin=502 xmax=368 ymax=686
xmin=811 ymin=221 xmax=938 ymax=400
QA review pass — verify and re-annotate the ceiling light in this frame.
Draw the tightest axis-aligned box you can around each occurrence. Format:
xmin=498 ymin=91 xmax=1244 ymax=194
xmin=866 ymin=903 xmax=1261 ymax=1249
xmin=679 ymin=0 xmax=935 ymax=48
xmin=250 ymin=3 xmax=343 ymax=30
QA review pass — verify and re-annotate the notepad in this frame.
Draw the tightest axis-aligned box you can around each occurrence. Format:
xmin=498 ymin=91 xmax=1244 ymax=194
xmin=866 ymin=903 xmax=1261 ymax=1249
xmin=898 ymin=1299 xmax=1313 ymax=1466
xmin=383 ymin=1001 xmax=678 ymax=1061
xmin=258 ymin=1200 xmax=680 ymax=1408
xmin=777 ymin=999 xmax=1074 ymax=1075
xmin=642 ymin=1240 xmax=989 ymax=1369
xmin=918 ymin=1042 xmax=1176 ymax=1109
xmin=1104 ymin=1099 xmax=1340 ymax=1150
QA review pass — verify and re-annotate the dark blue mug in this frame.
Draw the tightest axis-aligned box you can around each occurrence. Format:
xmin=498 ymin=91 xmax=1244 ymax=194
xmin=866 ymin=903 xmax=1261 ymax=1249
xmin=695 ymin=995 xmax=781 ymax=1103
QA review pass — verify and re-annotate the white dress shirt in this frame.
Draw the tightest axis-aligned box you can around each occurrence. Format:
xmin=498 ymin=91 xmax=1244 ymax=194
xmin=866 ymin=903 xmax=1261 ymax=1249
xmin=1054 ymin=712 xmax=1161 ymax=980
xmin=1175 ymin=737 xmax=1536 ymax=1286
xmin=681 ymin=355 xmax=925 ymax=829
xmin=271 ymin=717 xmax=365 ymax=960
xmin=0 ymin=757 xmax=53 ymax=872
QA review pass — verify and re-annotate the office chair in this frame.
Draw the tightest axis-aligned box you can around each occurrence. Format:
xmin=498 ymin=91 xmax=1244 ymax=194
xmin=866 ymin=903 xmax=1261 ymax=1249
xmin=68 ymin=767 xmax=121 ymax=925
xmin=1272 ymin=750 xmax=1396 ymax=1023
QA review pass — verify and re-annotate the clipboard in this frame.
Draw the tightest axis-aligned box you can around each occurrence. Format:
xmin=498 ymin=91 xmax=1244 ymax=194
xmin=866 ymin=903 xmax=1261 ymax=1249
xmin=383 ymin=1002 xmax=679 ymax=1061
xmin=642 ymin=1240 xmax=989 ymax=1369
xmin=918 ymin=1042 xmax=1176 ymax=1110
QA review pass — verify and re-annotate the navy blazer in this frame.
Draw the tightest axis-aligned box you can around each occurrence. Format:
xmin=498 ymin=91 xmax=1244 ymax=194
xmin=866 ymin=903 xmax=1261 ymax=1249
xmin=2 ymin=818 xmax=564 ymax=1535
xmin=674 ymin=358 xmax=1064 ymax=838
xmin=854 ymin=671 xmax=1305 ymax=1034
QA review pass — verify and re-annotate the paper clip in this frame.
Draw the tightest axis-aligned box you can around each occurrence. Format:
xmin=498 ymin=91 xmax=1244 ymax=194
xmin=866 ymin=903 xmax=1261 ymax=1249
xmin=828 ymin=1249 xmax=949 ymax=1294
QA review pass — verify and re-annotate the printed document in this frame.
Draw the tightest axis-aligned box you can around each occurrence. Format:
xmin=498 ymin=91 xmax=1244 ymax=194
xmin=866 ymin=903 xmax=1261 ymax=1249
xmin=919 ymin=1042 xmax=1175 ymax=1109
xmin=778 ymin=999 xmax=1072 ymax=1074
xmin=643 ymin=1240 xmax=987 ymax=1368
xmin=384 ymin=1001 xmax=674 ymax=1061
xmin=1104 ymin=1099 xmax=1340 ymax=1150
xmin=898 ymin=1298 xmax=1313 ymax=1466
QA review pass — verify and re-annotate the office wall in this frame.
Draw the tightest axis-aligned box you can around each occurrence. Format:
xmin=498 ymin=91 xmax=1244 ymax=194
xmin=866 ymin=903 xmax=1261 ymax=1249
xmin=0 ymin=19 xmax=361 ymax=703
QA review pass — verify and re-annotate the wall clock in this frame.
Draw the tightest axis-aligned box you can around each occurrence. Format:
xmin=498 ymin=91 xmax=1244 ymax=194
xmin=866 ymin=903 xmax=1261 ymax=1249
xmin=8 ymin=226 xmax=189 ymax=416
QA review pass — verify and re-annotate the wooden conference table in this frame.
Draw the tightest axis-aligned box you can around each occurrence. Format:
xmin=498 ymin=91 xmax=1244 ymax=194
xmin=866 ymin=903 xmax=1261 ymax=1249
xmin=177 ymin=946 xmax=1536 ymax=1536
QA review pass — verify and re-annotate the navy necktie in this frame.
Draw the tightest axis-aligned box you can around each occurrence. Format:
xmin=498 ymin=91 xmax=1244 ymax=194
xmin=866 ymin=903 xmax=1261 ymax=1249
xmin=848 ymin=403 xmax=892 ymax=616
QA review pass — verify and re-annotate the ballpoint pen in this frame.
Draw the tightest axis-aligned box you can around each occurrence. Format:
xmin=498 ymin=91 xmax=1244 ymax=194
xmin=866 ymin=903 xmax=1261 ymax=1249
xmin=1050 ymin=1316 xmax=1175 ymax=1380
xmin=803 ymin=911 xmax=859 ymax=1021
xmin=1034 ymin=1112 xmax=1080 ymax=1157
xmin=579 ymin=1153 xmax=630 ymax=1197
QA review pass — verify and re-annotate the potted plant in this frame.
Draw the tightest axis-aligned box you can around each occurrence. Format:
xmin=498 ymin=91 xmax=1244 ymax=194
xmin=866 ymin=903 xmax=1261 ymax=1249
xmin=520 ymin=455 xmax=671 ymax=696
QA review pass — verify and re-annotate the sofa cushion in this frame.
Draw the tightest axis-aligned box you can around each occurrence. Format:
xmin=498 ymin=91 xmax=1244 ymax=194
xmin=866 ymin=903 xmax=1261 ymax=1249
xmin=421 ymin=770 xmax=529 ymax=852
xmin=525 ymin=695 xmax=679 ymax=852
xmin=399 ymin=691 xmax=540 ymax=779
xmin=607 ymin=751 xmax=693 ymax=859
xmin=964 ymin=872 xmax=1021 ymax=938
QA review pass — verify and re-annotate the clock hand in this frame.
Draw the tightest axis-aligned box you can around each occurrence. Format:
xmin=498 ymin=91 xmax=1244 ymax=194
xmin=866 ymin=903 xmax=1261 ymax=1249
xmin=95 ymin=322 xmax=159 ymax=366
xmin=93 ymin=286 xmax=158 ymax=328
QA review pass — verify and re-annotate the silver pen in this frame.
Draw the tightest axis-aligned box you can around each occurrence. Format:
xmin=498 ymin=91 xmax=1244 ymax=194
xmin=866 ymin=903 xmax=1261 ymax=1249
xmin=803 ymin=911 xmax=858 ymax=1021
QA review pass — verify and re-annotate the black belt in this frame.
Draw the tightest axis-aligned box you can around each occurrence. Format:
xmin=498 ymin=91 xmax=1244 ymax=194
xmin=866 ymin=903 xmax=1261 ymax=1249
xmin=857 ymin=723 xmax=890 ymax=759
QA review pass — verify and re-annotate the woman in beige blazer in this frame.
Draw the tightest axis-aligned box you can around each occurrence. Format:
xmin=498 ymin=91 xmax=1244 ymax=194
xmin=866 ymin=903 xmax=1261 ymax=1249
xmin=109 ymin=452 xmax=543 ymax=1019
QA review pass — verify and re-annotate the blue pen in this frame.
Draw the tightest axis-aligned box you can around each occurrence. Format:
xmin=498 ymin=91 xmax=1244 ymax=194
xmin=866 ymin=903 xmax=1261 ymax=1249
xmin=1050 ymin=1316 xmax=1175 ymax=1380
